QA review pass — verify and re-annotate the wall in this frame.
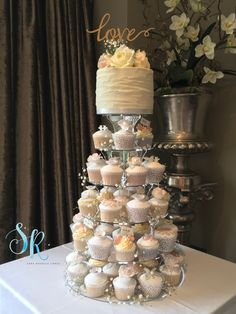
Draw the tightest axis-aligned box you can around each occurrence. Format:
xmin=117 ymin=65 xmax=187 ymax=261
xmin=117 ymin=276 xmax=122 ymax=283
xmin=93 ymin=0 xmax=236 ymax=262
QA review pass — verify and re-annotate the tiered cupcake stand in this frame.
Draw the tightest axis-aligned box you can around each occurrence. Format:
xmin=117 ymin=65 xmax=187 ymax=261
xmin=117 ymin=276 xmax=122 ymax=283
xmin=65 ymin=115 xmax=186 ymax=304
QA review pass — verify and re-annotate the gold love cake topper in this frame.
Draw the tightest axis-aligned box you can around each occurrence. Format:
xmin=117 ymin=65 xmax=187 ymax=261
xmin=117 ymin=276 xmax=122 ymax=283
xmin=87 ymin=13 xmax=155 ymax=42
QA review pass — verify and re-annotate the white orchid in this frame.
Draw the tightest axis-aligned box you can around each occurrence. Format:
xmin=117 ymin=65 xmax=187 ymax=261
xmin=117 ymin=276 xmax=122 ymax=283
xmin=166 ymin=50 xmax=177 ymax=65
xmin=202 ymin=67 xmax=224 ymax=84
xmin=220 ymin=13 xmax=236 ymax=35
xmin=164 ymin=0 xmax=180 ymax=13
xmin=169 ymin=13 xmax=190 ymax=38
xmin=195 ymin=35 xmax=216 ymax=60
xmin=184 ymin=25 xmax=200 ymax=42
xmin=189 ymin=0 xmax=206 ymax=13
xmin=226 ymin=34 xmax=236 ymax=54
xmin=177 ymin=37 xmax=190 ymax=50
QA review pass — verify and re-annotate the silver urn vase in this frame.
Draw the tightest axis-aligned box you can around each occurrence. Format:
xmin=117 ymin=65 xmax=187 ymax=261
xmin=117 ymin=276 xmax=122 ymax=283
xmin=155 ymin=92 xmax=215 ymax=244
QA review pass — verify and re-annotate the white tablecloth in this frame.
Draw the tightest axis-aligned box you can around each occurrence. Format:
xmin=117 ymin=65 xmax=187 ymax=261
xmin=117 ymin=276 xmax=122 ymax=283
xmin=0 ymin=243 xmax=236 ymax=314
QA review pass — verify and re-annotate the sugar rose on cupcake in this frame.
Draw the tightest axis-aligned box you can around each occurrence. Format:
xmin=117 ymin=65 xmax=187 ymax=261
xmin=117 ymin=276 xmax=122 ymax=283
xmin=134 ymin=50 xmax=150 ymax=69
xmin=110 ymin=45 xmax=135 ymax=67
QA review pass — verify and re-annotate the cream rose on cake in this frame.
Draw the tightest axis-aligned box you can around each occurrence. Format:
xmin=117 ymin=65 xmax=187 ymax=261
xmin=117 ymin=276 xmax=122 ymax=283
xmin=110 ymin=45 xmax=135 ymax=68
xmin=134 ymin=50 xmax=150 ymax=69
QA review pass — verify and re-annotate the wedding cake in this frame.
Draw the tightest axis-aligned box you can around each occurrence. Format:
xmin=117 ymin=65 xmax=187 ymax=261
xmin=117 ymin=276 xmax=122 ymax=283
xmin=95 ymin=45 xmax=154 ymax=115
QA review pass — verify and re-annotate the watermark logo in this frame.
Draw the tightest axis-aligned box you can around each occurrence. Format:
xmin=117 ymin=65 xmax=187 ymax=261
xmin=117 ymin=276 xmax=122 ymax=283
xmin=5 ymin=222 xmax=48 ymax=260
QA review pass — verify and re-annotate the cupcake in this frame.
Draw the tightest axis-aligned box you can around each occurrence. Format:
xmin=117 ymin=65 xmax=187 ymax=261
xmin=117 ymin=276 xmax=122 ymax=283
xmin=103 ymin=262 xmax=120 ymax=278
xmin=143 ymin=157 xmax=165 ymax=184
xmin=98 ymin=186 xmax=116 ymax=201
xmin=125 ymin=157 xmax=148 ymax=186
xmin=113 ymin=277 xmax=137 ymax=301
xmin=112 ymin=119 xmax=136 ymax=150
xmin=149 ymin=197 xmax=168 ymax=218
xmin=154 ymin=223 xmax=178 ymax=253
xmin=87 ymin=235 xmax=113 ymax=261
xmin=140 ymin=259 xmax=159 ymax=269
xmin=84 ymin=272 xmax=108 ymax=298
xmin=99 ymin=199 xmax=122 ymax=223
xmin=101 ymin=158 xmax=123 ymax=186
xmin=72 ymin=223 xmax=93 ymax=252
xmin=92 ymin=125 xmax=112 ymax=150
xmin=119 ymin=263 xmax=144 ymax=278
xmin=72 ymin=213 xmax=84 ymax=224
xmin=135 ymin=124 xmax=154 ymax=149
xmin=162 ymin=249 xmax=185 ymax=267
xmin=114 ymin=234 xmax=136 ymax=262
xmin=86 ymin=153 xmax=106 ymax=184
xmin=88 ymin=258 xmax=107 ymax=268
xmin=138 ymin=271 xmax=163 ymax=298
xmin=132 ymin=223 xmax=150 ymax=241
xmin=95 ymin=223 xmax=115 ymax=237
xmin=126 ymin=194 xmax=151 ymax=223
xmin=152 ymin=187 xmax=170 ymax=201
xmin=159 ymin=264 xmax=181 ymax=286
xmin=77 ymin=197 xmax=99 ymax=217
xmin=137 ymin=235 xmax=159 ymax=261
xmin=114 ymin=194 xmax=129 ymax=218
xmin=67 ymin=261 xmax=89 ymax=284
xmin=81 ymin=186 xmax=99 ymax=199
xmin=66 ymin=251 xmax=84 ymax=265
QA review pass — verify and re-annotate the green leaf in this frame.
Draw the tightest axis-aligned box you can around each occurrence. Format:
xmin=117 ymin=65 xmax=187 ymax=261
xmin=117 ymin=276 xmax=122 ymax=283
xmin=168 ymin=65 xmax=194 ymax=87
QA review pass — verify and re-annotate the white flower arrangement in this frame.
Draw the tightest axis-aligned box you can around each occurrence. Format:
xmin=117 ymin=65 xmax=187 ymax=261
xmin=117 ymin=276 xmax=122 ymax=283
xmin=97 ymin=43 xmax=150 ymax=69
xmin=140 ymin=0 xmax=236 ymax=91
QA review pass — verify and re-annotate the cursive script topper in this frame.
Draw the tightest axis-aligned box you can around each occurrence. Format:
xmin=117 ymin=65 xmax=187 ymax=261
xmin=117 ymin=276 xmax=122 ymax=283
xmin=87 ymin=13 xmax=155 ymax=42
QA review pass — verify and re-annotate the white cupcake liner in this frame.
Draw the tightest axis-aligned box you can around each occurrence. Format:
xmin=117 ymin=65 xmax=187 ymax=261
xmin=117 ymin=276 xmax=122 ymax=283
xmin=101 ymin=174 xmax=122 ymax=186
xmin=137 ymin=246 xmax=159 ymax=261
xmin=85 ymin=284 xmax=107 ymax=298
xmin=146 ymin=170 xmax=164 ymax=184
xmin=115 ymin=248 xmax=136 ymax=262
xmin=139 ymin=280 xmax=163 ymax=298
xmin=155 ymin=237 xmax=177 ymax=253
xmin=79 ymin=205 xmax=97 ymax=217
xmin=114 ymin=287 xmax=136 ymax=301
xmin=127 ymin=206 xmax=149 ymax=223
xmin=100 ymin=210 xmax=120 ymax=223
xmin=73 ymin=239 xmax=88 ymax=252
xmin=113 ymin=135 xmax=136 ymax=150
xmin=88 ymin=244 xmax=112 ymax=261
xmin=87 ymin=169 xmax=102 ymax=184
xmin=126 ymin=173 xmax=147 ymax=186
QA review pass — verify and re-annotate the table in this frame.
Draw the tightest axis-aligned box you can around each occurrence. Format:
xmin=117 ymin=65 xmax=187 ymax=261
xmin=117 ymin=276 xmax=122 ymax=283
xmin=0 ymin=243 xmax=236 ymax=314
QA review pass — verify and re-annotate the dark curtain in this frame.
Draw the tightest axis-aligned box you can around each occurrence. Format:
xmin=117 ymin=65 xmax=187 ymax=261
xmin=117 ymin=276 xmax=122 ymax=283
xmin=0 ymin=0 xmax=97 ymax=263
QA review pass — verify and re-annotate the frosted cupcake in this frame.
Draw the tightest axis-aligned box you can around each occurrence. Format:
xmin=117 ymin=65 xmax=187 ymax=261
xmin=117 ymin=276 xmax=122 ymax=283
xmin=72 ymin=212 xmax=84 ymax=224
xmin=95 ymin=223 xmax=115 ymax=237
xmin=98 ymin=186 xmax=116 ymax=201
xmin=66 ymin=251 xmax=84 ymax=265
xmin=138 ymin=271 xmax=163 ymax=298
xmin=113 ymin=277 xmax=137 ymax=301
xmin=119 ymin=263 xmax=144 ymax=278
xmin=92 ymin=125 xmax=112 ymax=150
xmin=99 ymin=199 xmax=122 ymax=223
xmin=67 ymin=261 xmax=89 ymax=284
xmin=88 ymin=258 xmax=107 ymax=268
xmin=159 ymin=264 xmax=181 ymax=286
xmin=154 ymin=223 xmax=178 ymax=253
xmin=163 ymin=249 xmax=185 ymax=267
xmin=101 ymin=158 xmax=123 ymax=186
xmin=114 ymin=194 xmax=129 ymax=218
xmin=125 ymin=157 xmax=148 ymax=186
xmin=77 ymin=197 xmax=99 ymax=217
xmin=103 ymin=262 xmax=120 ymax=278
xmin=126 ymin=194 xmax=151 ymax=223
xmin=72 ymin=223 xmax=93 ymax=252
xmin=135 ymin=124 xmax=154 ymax=149
xmin=132 ymin=223 xmax=150 ymax=241
xmin=112 ymin=119 xmax=136 ymax=150
xmin=84 ymin=272 xmax=108 ymax=298
xmin=88 ymin=235 xmax=113 ymax=261
xmin=86 ymin=153 xmax=106 ymax=184
xmin=137 ymin=235 xmax=159 ymax=261
xmin=81 ymin=186 xmax=99 ymax=199
xmin=143 ymin=157 xmax=166 ymax=184
xmin=114 ymin=234 xmax=136 ymax=262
